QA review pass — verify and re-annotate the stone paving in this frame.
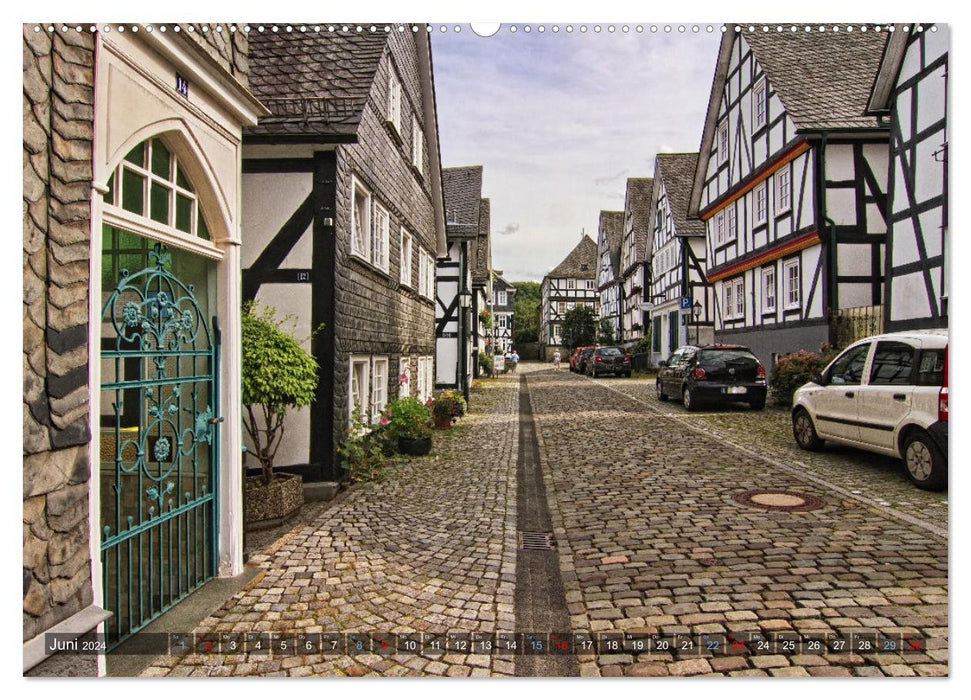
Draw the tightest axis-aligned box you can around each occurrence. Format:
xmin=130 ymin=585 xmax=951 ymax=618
xmin=141 ymin=376 xmax=521 ymax=677
xmin=528 ymin=370 xmax=947 ymax=677
xmin=604 ymin=373 xmax=948 ymax=531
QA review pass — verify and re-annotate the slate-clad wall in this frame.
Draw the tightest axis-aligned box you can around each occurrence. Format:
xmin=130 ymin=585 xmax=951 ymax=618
xmin=178 ymin=23 xmax=249 ymax=87
xmin=23 ymin=25 xmax=95 ymax=643
xmin=332 ymin=31 xmax=437 ymax=449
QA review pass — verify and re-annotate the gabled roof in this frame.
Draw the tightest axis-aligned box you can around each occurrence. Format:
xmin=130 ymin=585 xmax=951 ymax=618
xmin=492 ymin=271 xmax=516 ymax=292
xmin=867 ymin=24 xmax=913 ymax=113
xmin=655 ymin=153 xmax=705 ymax=237
xmin=246 ymin=31 xmax=389 ymax=138
xmin=472 ymin=198 xmax=491 ymax=285
xmin=597 ymin=210 xmax=625 ymax=283
xmin=547 ymin=236 xmax=598 ymax=280
xmin=690 ymin=25 xmax=889 ymax=214
xmin=442 ymin=165 xmax=483 ymax=239
xmin=623 ymin=177 xmax=654 ymax=269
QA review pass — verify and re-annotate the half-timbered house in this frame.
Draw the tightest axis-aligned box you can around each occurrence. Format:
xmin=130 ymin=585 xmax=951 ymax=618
xmin=539 ymin=235 xmax=599 ymax=354
xmin=688 ymin=27 xmax=890 ymax=368
xmin=436 ymin=166 xmax=481 ymax=398
xmin=470 ymin=199 xmax=493 ymax=375
xmin=24 ymin=24 xmax=265 ymax=671
xmin=867 ymin=24 xmax=948 ymax=332
xmin=619 ymin=177 xmax=654 ymax=343
xmin=649 ymin=153 xmax=714 ymax=363
xmin=596 ymin=210 xmax=625 ymax=342
xmin=241 ymin=30 xmax=446 ymax=484
xmin=492 ymin=272 xmax=516 ymax=354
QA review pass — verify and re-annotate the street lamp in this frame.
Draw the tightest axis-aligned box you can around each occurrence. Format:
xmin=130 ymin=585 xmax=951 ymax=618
xmin=693 ymin=300 xmax=702 ymax=345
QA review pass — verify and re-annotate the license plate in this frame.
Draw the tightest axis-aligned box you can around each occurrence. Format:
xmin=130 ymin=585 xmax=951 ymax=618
xmin=725 ymin=386 xmax=747 ymax=394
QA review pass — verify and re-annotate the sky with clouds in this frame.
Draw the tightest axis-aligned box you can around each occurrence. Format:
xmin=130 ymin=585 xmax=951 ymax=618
xmin=432 ymin=26 xmax=722 ymax=282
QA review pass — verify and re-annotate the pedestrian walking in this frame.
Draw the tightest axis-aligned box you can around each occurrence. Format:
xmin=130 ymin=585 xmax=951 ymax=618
xmin=552 ymin=350 xmax=561 ymax=371
xmin=511 ymin=349 xmax=519 ymax=373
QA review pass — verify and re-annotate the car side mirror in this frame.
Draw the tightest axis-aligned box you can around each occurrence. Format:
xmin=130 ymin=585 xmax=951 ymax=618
xmin=811 ymin=372 xmax=825 ymax=386
xmin=658 ymin=360 xmax=668 ymax=368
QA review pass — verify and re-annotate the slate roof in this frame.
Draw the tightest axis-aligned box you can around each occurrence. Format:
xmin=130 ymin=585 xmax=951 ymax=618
xmin=655 ymin=153 xmax=705 ymax=237
xmin=245 ymin=31 xmax=389 ymax=137
xmin=442 ymin=166 xmax=483 ymax=237
xmin=597 ymin=211 xmax=625 ymax=284
xmin=472 ymin=198 xmax=491 ymax=285
xmin=548 ymin=236 xmax=598 ymax=279
xmin=744 ymin=26 xmax=889 ymax=131
xmin=623 ymin=177 xmax=654 ymax=270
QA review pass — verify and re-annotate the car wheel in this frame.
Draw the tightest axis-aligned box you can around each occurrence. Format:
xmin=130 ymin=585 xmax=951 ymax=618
xmin=624 ymin=371 xmax=632 ymax=378
xmin=683 ymin=386 xmax=700 ymax=412
xmin=792 ymin=408 xmax=824 ymax=451
xmin=749 ymin=398 xmax=766 ymax=410
xmin=656 ymin=380 xmax=668 ymax=401
xmin=902 ymin=431 xmax=947 ymax=491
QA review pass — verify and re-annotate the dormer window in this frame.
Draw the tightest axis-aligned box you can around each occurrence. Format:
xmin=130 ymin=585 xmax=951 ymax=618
xmin=387 ymin=69 xmax=402 ymax=133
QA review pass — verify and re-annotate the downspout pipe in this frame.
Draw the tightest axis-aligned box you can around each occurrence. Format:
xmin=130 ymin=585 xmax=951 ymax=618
xmin=819 ymin=132 xmax=839 ymax=347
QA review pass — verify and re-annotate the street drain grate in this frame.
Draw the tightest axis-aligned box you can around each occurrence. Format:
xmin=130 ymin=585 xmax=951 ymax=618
xmin=733 ymin=489 xmax=825 ymax=512
xmin=519 ymin=531 xmax=556 ymax=550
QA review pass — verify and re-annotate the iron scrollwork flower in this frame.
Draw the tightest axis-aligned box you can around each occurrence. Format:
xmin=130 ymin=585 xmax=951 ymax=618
xmin=122 ymin=301 xmax=141 ymax=328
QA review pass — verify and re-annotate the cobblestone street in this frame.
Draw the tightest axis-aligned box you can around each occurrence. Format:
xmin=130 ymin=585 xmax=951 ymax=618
xmin=142 ymin=364 xmax=947 ymax=677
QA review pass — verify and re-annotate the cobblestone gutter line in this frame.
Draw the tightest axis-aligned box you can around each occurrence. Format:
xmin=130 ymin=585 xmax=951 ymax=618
xmin=595 ymin=379 xmax=947 ymax=541
xmin=140 ymin=377 xmax=521 ymax=677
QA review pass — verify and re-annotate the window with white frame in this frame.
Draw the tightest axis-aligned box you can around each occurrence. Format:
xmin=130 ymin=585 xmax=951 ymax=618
xmin=418 ymin=249 xmax=428 ymax=297
xmin=727 ymin=206 xmax=737 ymax=241
xmin=371 ymin=357 xmax=388 ymax=419
xmin=349 ymin=356 xmax=370 ymax=423
xmin=416 ymin=357 xmax=427 ymax=400
xmin=754 ymin=181 xmax=768 ymax=225
xmin=753 ymin=78 xmax=767 ymax=129
xmin=783 ymin=258 xmax=800 ymax=309
xmin=387 ymin=69 xmax=402 ymax=133
xmin=567 ymin=279 xmax=576 ymax=290
xmin=423 ymin=357 xmax=433 ymax=400
xmin=585 ymin=280 xmax=594 ymax=290
xmin=763 ymin=265 xmax=776 ymax=313
xmin=400 ymin=228 xmax=413 ymax=287
xmin=734 ymin=277 xmax=745 ymax=318
xmin=496 ymin=290 xmax=507 ymax=306
xmin=715 ymin=211 xmax=725 ymax=247
xmin=373 ymin=202 xmax=390 ymax=272
xmin=351 ymin=177 xmax=371 ymax=259
xmin=723 ymin=282 xmax=733 ymax=319
xmin=497 ymin=314 xmax=508 ymax=329
xmin=398 ymin=357 xmax=410 ymax=398
xmin=424 ymin=251 xmax=435 ymax=298
xmin=776 ymin=165 xmax=792 ymax=213
xmin=411 ymin=114 xmax=424 ymax=172
xmin=717 ymin=121 xmax=729 ymax=165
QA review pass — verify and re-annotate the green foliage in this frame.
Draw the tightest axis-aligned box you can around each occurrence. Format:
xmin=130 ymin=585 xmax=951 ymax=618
xmin=769 ymin=347 xmax=838 ymax=407
xmin=337 ymin=412 xmax=396 ymax=483
xmin=241 ymin=303 xmax=319 ymax=484
xmin=431 ymin=389 xmax=467 ymax=422
xmin=513 ymin=281 xmax=541 ymax=343
xmin=478 ymin=351 xmax=494 ymax=377
xmin=479 ymin=309 xmax=493 ymax=329
xmin=561 ymin=304 xmax=597 ymax=349
xmin=379 ymin=397 xmax=432 ymax=440
xmin=632 ymin=327 xmax=653 ymax=355
xmin=598 ymin=318 xmax=615 ymax=344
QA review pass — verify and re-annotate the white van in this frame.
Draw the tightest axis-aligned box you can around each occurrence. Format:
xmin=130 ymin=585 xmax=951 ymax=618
xmin=791 ymin=330 xmax=948 ymax=490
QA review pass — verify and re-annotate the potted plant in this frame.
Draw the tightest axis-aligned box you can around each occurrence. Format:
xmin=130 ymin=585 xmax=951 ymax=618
xmin=379 ymin=396 xmax=433 ymax=456
xmin=241 ymin=303 xmax=319 ymax=527
xmin=479 ymin=309 xmax=493 ymax=329
xmin=429 ymin=389 xmax=467 ymax=429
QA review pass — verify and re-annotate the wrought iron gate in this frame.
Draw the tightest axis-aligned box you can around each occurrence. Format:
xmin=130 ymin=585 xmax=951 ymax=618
xmin=100 ymin=243 xmax=220 ymax=648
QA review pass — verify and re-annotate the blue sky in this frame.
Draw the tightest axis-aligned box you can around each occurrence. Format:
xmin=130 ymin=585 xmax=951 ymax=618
xmin=432 ymin=25 xmax=722 ymax=282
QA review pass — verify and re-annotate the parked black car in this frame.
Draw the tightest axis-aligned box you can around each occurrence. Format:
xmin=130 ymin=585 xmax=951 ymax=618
xmin=656 ymin=344 xmax=767 ymax=411
xmin=586 ymin=346 xmax=632 ymax=378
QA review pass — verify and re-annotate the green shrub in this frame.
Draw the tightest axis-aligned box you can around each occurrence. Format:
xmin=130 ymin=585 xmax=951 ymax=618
xmin=479 ymin=351 xmax=494 ymax=376
xmin=379 ymin=397 xmax=432 ymax=440
xmin=337 ymin=412 xmax=395 ymax=482
xmin=769 ymin=348 xmax=837 ymax=407
xmin=431 ymin=389 xmax=467 ymax=422
xmin=241 ymin=303 xmax=319 ymax=484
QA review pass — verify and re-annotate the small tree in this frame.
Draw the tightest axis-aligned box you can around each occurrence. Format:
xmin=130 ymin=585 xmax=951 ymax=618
xmin=241 ymin=303 xmax=319 ymax=484
xmin=598 ymin=318 xmax=615 ymax=344
xmin=561 ymin=305 xmax=597 ymax=349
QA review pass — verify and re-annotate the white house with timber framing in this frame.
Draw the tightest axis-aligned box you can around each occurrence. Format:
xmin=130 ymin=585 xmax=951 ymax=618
xmin=868 ymin=24 xmax=949 ymax=332
xmin=539 ymin=235 xmax=599 ymax=353
xmin=619 ymin=178 xmax=654 ymax=343
xmin=688 ymin=25 xmax=890 ymax=369
xmin=649 ymin=153 xmax=714 ymax=363
xmin=596 ymin=210 xmax=624 ymax=342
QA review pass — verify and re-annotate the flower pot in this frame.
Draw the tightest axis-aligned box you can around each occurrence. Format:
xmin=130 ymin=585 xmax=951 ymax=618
xmin=397 ymin=435 xmax=432 ymax=456
xmin=244 ymin=472 xmax=304 ymax=530
xmin=434 ymin=417 xmax=453 ymax=429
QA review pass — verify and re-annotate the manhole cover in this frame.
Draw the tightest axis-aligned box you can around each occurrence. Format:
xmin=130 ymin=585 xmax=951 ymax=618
xmin=733 ymin=489 xmax=825 ymax=512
